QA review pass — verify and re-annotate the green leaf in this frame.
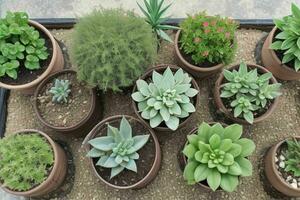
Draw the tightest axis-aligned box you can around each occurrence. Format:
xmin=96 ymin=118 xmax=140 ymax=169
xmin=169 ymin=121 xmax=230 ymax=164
xmin=207 ymin=169 xmax=221 ymax=191
xmin=219 ymin=139 xmax=233 ymax=152
xmin=197 ymin=122 xmax=211 ymax=143
xmin=149 ymin=114 xmax=163 ymax=128
xmin=131 ymin=135 xmax=150 ymax=152
xmin=222 ymin=153 xmax=234 ymax=166
xmin=220 ymin=174 xmax=239 ymax=192
xmin=160 ymin=105 xmax=170 ymax=121
xmin=182 ymin=102 xmax=195 ymax=113
xmin=125 ymin=159 xmax=137 ymax=172
xmin=132 ymin=92 xmax=145 ymax=102
xmin=185 ymin=88 xmax=198 ymax=97
xmin=119 ymin=116 xmax=132 ymax=138
xmin=243 ymin=112 xmax=254 ymax=124
xmin=223 ymin=124 xmax=243 ymax=141
xmin=194 ymin=164 xmax=210 ymax=182
xmin=209 ymin=134 xmax=221 ymax=149
xmin=295 ymin=59 xmax=300 ymax=71
xmin=236 ymin=138 xmax=256 ymax=157
xmin=223 ymin=70 xmax=234 ymax=81
xmin=227 ymin=143 xmax=242 ymax=157
xmin=228 ymin=162 xmax=242 ymax=176
xmin=183 ymin=161 xmax=198 ymax=184
xmin=275 ymin=31 xmax=288 ymax=40
xmin=187 ymin=134 xmax=199 ymax=146
xmin=136 ymin=79 xmax=150 ymax=96
xmin=282 ymin=53 xmax=295 ymax=64
xmin=235 ymin=157 xmax=253 ymax=177
xmin=88 ymin=136 xmax=114 ymax=151
xmin=6 ymin=70 xmax=17 ymax=79
xmin=281 ymin=39 xmax=295 ymax=50
xmin=297 ymin=37 xmax=300 ymax=49
xmin=86 ymin=148 xmax=104 ymax=158
xmin=292 ymin=3 xmax=300 ymax=18
xmin=182 ymin=144 xmax=197 ymax=159
xmin=110 ymin=165 xmax=125 ymax=179
xmin=157 ymin=29 xmax=173 ymax=43
xmin=165 ymin=116 xmax=179 ymax=130
xmin=25 ymin=61 xmax=40 ymax=70
xmin=217 ymin=165 xmax=229 ymax=174
xmin=270 ymin=41 xmax=283 ymax=50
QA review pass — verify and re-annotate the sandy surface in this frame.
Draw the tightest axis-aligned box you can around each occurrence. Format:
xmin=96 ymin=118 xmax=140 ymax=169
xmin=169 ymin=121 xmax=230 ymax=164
xmin=4 ymin=29 xmax=300 ymax=200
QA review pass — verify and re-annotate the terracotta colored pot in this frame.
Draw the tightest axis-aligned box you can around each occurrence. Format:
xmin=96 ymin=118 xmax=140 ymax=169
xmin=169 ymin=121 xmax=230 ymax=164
xmin=179 ymin=122 xmax=227 ymax=191
xmin=214 ymin=64 xmax=280 ymax=125
xmin=1 ymin=129 xmax=67 ymax=197
xmin=83 ymin=115 xmax=161 ymax=190
xmin=261 ymin=27 xmax=300 ymax=80
xmin=174 ymin=30 xmax=224 ymax=78
xmin=0 ymin=20 xmax=64 ymax=94
xmin=265 ymin=136 xmax=300 ymax=197
xmin=33 ymin=69 xmax=101 ymax=136
xmin=132 ymin=64 xmax=200 ymax=133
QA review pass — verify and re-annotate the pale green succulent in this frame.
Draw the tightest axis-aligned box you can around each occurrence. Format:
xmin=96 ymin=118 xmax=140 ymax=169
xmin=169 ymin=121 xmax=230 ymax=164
xmin=87 ymin=116 xmax=150 ymax=179
xmin=49 ymin=79 xmax=71 ymax=104
xmin=183 ymin=122 xmax=255 ymax=192
xmin=132 ymin=67 xmax=199 ymax=130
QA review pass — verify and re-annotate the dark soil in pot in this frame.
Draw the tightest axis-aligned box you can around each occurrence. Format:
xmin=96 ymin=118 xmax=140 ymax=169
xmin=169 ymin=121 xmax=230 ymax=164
xmin=91 ymin=118 xmax=156 ymax=187
xmin=0 ymin=30 xmax=53 ymax=85
xmin=36 ymin=72 xmax=92 ymax=127
xmin=272 ymin=29 xmax=295 ymax=71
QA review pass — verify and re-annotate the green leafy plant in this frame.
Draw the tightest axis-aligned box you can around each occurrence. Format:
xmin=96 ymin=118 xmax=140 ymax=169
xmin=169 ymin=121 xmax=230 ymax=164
xmin=270 ymin=3 xmax=300 ymax=71
xmin=0 ymin=12 xmax=49 ymax=79
xmin=0 ymin=133 xmax=54 ymax=191
xmin=183 ymin=122 xmax=255 ymax=192
xmin=179 ymin=12 xmax=238 ymax=65
xmin=87 ymin=116 xmax=150 ymax=178
xmin=49 ymin=79 xmax=71 ymax=103
xmin=132 ymin=67 xmax=198 ymax=130
xmin=284 ymin=138 xmax=300 ymax=177
xmin=137 ymin=0 xmax=179 ymax=43
xmin=70 ymin=9 xmax=157 ymax=92
xmin=220 ymin=63 xmax=281 ymax=124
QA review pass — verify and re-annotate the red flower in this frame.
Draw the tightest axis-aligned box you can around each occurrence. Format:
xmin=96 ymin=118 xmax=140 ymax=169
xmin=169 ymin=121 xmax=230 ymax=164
xmin=202 ymin=21 xmax=209 ymax=27
xmin=225 ymin=32 xmax=231 ymax=39
xmin=204 ymin=29 xmax=210 ymax=34
xmin=193 ymin=37 xmax=202 ymax=43
xmin=202 ymin=51 xmax=209 ymax=57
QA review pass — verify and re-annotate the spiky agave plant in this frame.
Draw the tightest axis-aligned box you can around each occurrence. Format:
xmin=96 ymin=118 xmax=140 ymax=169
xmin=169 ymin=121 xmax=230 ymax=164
xmin=86 ymin=116 xmax=150 ymax=178
xmin=183 ymin=122 xmax=255 ymax=192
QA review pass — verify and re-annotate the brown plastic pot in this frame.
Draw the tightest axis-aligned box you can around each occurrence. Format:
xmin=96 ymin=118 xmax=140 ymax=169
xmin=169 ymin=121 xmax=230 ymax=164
xmin=264 ymin=136 xmax=300 ymax=197
xmin=0 ymin=20 xmax=64 ymax=94
xmin=1 ymin=129 xmax=67 ymax=197
xmin=179 ymin=122 xmax=227 ymax=191
xmin=174 ymin=30 xmax=224 ymax=78
xmin=132 ymin=64 xmax=200 ymax=133
xmin=33 ymin=69 xmax=101 ymax=136
xmin=214 ymin=64 xmax=280 ymax=125
xmin=261 ymin=27 xmax=300 ymax=80
xmin=83 ymin=115 xmax=161 ymax=190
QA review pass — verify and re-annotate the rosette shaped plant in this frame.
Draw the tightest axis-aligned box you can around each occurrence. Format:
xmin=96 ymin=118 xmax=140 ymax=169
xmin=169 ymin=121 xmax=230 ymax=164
xmin=132 ymin=67 xmax=199 ymax=130
xmin=49 ymin=79 xmax=71 ymax=104
xmin=183 ymin=122 xmax=255 ymax=192
xmin=86 ymin=116 xmax=150 ymax=178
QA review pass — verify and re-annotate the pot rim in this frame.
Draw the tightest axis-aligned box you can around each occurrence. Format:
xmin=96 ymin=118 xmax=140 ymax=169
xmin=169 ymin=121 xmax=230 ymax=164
xmin=269 ymin=136 xmax=300 ymax=192
xmin=267 ymin=27 xmax=300 ymax=75
xmin=0 ymin=20 xmax=59 ymax=90
xmin=132 ymin=64 xmax=200 ymax=132
xmin=1 ymin=129 xmax=59 ymax=195
xmin=174 ymin=30 xmax=224 ymax=72
xmin=83 ymin=115 xmax=161 ymax=190
xmin=214 ymin=63 xmax=280 ymax=124
xmin=33 ymin=69 xmax=97 ymax=132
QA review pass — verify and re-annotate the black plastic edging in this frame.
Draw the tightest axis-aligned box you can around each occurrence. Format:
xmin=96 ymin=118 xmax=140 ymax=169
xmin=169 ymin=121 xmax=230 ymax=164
xmin=32 ymin=18 xmax=274 ymax=31
xmin=0 ymin=89 xmax=9 ymax=138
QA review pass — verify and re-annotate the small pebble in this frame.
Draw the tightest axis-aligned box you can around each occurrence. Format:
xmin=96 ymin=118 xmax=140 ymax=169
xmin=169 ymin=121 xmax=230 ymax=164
xmin=279 ymin=161 xmax=285 ymax=168
xmin=291 ymin=182 xmax=298 ymax=189
xmin=63 ymin=118 xmax=67 ymax=124
xmin=58 ymin=115 xmax=62 ymax=119
xmin=292 ymin=179 xmax=297 ymax=183
xmin=275 ymin=156 xmax=278 ymax=162
xmin=286 ymin=176 xmax=292 ymax=182
xmin=279 ymin=155 xmax=285 ymax=161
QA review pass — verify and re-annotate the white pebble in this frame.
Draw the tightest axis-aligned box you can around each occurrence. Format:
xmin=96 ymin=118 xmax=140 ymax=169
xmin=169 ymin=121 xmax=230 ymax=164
xmin=279 ymin=161 xmax=285 ymax=168
xmin=286 ymin=176 xmax=292 ymax=182
xmin=275 ymin=157 xmax=279 ymax=162
xmin=291 ymin=182 xmax=298 ymax=189
xmin=298 ymin=182 xmax=300 ymax=187
xmin=279 ymin=155 xmax=285 ymax=161
xmin=292 ymin=179 xmax=297 ymax=183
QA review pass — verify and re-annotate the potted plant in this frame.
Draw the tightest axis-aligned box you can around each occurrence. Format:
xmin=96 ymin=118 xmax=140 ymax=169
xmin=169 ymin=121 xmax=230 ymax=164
xmin=83 ymin=115 xmax=161 ymax=189
xmin=137 ymin=0 xmax=179 ymax=43
xmin=174 ymin=12 xmax=238 ymax=78
xmin=181 ymin=122 xmax=255 ymax=192
xmin=214 ymin=62 xmax=281 ymax=124
xmin=0 ymin=129 xmax=67 ymax=197
xmin=261 ymin=3 xmax=300 ymax=80
xmin=131 ymin=64 xmax=200 ymax=132
xmin=0 ymin=12 xmax=64 ymax=94
xmin=265 ymin=136 xmax=300 ymax=197
xmin=33 ymin=69 xmax=100 ymax=135
xmin=70 ymin=9 xmax=157 ymax=92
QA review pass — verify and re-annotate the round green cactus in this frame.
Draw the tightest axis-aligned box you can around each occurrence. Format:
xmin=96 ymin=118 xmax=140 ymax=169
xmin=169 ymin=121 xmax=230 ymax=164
xmin=70 ymin=9 xmax=157 ymax=92
xmin=183 ymin=122 xmax=255 ymax=192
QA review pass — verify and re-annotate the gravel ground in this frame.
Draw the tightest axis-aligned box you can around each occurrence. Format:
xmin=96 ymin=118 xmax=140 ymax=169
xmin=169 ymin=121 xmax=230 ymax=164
xmin=4 ymin=29 xmax=300 ymax=200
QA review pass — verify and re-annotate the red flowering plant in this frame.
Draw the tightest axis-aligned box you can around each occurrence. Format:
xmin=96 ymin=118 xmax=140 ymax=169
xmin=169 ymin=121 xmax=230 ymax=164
xmin=179 ymin=12 xmax=238 ymax=65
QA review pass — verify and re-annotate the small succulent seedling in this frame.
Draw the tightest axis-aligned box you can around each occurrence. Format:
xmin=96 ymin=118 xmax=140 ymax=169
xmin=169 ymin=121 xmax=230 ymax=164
xmin=0 ymin=133 xmax=54 ymax=191
xmin=284 ymin=138 xmax=300 ymax=177
xmin=183 ymin=122 xmax=255 ymax=192
xmin=270 ymin=3 xmax=300 ymax=71
xmin=221 ymin=62 xmax=281 ymax=123
xmin=137 ymin=0 xmax=179 ymax=43
xmin=87 ymin=116 xmax=150 ymax=179
xmin=0 ymin=12 xmax=49 ymax=79
xmin=49 ymin=79 xmax=71 ymax=104
xmin=132 ymin=67 xmax=199 ymax=130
